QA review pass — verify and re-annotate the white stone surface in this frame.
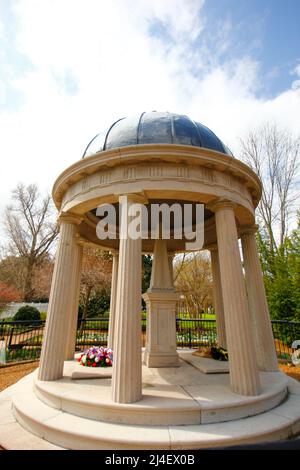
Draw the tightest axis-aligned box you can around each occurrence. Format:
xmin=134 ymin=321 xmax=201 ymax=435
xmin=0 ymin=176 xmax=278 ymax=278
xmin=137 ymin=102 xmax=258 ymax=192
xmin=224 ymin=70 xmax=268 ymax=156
xmin=31 ymin=358 xmax=289 ymax=426
xmin=241 ymin=229 xmax=278 ymax=372
xmin=143 ymin=238 xmax=179 ymax=368
xmin=111 ymin=195 xmax=142 ymax=403
xmin=210 ymin=248 xmax=227 ymax=349
xmin=0 ymin=400 xmax=15 ymax=425
xmin=65 ymin=242 xmax=83 ymax=360
xmin=39 ymin=216 xmax=82 ymax=381
xmin=1 ymin=370 xmax=300 ymax=450
xmin=215 ymin=202 xmax=261 ymax=396
xmin=0 ymin=422 xmax=64 ymax=450
xmin=168 ymin=411 xmax=292 ymax=449
xmin=180 ymin=351 xmax=229 ymax=373
xmin=107 ymin=252 xmax=119 ymax=350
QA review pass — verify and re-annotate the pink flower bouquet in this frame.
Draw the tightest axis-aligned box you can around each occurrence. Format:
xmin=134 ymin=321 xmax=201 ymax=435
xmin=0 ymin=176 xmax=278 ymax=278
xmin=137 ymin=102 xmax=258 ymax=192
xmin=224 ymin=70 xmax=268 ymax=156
xmin=78 ymin=346 xmax=113 ymax=367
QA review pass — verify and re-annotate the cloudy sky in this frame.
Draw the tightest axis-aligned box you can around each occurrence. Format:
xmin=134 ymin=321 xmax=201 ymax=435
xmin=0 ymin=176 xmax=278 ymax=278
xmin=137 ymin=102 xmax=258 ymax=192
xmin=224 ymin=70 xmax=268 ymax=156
xmin=0 ymin=0 xmax=300 ymax=220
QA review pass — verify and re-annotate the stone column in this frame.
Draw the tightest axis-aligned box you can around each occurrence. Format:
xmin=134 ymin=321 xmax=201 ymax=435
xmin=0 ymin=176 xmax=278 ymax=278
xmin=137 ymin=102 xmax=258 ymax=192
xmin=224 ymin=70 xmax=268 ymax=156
xmin=107 ymin=251 xmax=119 ymax=350
xmin=65 ymin=240 xmax=83 ymax=360
xmin=143 ymin=240 xmax=179 ymax=367
xmin=168 ymin=252 xmax=174 ymax=283
xmin=111 ymin=195 xmax=142 ymax=403
xmin=214 ymin=201 xmax=261 ymax=396
xmin=241 ymin=226 xmax=278 ymax=371
xmin=209 ymin=246 xmax=227 ymax=349
xmin=39 ymin=213 xmax=82 ymax=381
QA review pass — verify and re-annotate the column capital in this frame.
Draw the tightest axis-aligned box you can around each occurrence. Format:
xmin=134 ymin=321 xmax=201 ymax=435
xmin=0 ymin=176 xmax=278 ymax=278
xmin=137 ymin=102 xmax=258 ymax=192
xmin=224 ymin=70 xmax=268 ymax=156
xmin=58 ymin=211 xmax=83 ymax=226
xmin=207 ymin=199 xmax=237 ymax=213
xmin=240 ymin=224 xmax=259 ymax=236
xmin=115 ymin=191 xmax=148 ymax=204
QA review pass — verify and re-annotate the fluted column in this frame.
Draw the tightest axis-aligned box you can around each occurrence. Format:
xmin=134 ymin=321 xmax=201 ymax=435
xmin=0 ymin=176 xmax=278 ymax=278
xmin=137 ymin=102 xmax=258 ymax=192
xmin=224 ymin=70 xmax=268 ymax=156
xmin=168 ymin=252 xmax=174 ymax=283
xmin=214 ymin=201 xmax=261 ymax=396
xmin=39 ymin=213 xmax=83 ymax=381
xmin=241 ymin=226 xmax=278 ymax=371
xmin=209 ymin=247 xmax=227 ymax=349
xmin=111 ymin=195 xmax=142 ymax=403
xmin=107 ymin=251 xmax=119 ymax=350
xmin=65 ymin=240 xmax=83 ymax=360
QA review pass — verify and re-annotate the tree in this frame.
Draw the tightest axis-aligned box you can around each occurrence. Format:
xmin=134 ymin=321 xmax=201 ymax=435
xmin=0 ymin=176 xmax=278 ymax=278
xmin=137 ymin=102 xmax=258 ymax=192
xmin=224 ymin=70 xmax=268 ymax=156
xmin=240 ymin=123 xmax=300 ymax=322
xmin=0 ymin=281 xmax=22 ymax=310
xmin=285 ymin=215 xmax=300 ymax=320
xmin=174 ymin=252 xmax=213 ymax=317
xmin=0 ymin=254 xmax=26 ymax=295
xmin=257 ymin=211 xmax=300 ymax=321
xmin=79 ymin=246 xmax=112 ymax=322
xmin=240 ymin=123 xmax=300 ymax=250
xmin=4 ymin=183 xmax=58 ymax=301
xmin=31 ymin=257 xmax=54 ymax=302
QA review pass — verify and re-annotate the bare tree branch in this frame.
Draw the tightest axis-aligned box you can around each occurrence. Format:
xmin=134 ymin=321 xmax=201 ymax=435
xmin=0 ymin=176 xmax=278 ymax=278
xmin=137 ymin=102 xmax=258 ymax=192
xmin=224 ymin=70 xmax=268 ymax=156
xmin=240 ymin=123 xmax=300 ymax=250
xmin=3 ymin=183 xmax=59 ymax=301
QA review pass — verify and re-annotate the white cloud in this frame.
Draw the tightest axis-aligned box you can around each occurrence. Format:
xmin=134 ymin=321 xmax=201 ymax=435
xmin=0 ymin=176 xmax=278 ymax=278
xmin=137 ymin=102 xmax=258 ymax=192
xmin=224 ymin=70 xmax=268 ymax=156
xmin=0 ymin=0 xmax=299 ymax=234
xmin=291 ymin=63 xmax=300 ymax=90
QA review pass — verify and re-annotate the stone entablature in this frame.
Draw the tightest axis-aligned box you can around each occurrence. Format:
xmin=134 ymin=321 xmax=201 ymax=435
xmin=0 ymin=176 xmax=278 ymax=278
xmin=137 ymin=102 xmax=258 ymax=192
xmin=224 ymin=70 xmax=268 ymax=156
xmin=53 ymin=144 xmax=261 ymax=219
xmin=51 ymin=145 xmax=262 ymax=252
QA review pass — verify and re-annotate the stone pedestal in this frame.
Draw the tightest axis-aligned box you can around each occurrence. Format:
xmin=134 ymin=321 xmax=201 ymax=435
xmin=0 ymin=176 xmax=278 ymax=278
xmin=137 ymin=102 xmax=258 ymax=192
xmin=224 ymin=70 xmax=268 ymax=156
xmin=144 ymin=239 xmax=179 ymax=367
xmin=214 ymin=202 xmax=261 ymax=396
xmin=241 ymin=227 xmax=278 ymax=372
xmin=143 ymin=291 xmax=179 ymax=367
xmin=39 ymin=213 xmax=82 ymax=381
xmin=107 ymin=252 xmax=119 ymax=350
xmin=210 ymin=247 xmax=227 ymax=349
xmin=111 ymin=195 xmax=142 ymax=403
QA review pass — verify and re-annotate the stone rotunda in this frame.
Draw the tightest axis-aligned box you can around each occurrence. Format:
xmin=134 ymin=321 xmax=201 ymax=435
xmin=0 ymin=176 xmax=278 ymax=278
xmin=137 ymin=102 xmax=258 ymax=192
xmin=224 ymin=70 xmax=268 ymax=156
xmin=1 ymin=111 xmax=300 ymax=450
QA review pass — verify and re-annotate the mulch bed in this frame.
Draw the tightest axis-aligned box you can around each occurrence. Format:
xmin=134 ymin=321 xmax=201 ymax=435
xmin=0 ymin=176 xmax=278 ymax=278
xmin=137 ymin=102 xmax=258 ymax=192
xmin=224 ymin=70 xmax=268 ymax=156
xmin=0 ymin=361 xmax=39 ymax=392
xmin=279 ymin=364 xmax=300 ymax=382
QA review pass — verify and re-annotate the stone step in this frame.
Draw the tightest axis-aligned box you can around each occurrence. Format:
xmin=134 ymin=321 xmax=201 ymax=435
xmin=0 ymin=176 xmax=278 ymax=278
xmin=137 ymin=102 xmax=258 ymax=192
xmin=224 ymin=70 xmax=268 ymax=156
xmin=4 ymin=375 xmax=300 ymax=450
xmin=32 ymin=368 xmax=289 ymax=426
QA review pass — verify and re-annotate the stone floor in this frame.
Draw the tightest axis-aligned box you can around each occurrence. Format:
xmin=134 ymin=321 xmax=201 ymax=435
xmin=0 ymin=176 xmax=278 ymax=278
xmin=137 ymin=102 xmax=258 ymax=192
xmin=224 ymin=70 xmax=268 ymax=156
xmin=1 ymin=351 xmax=300 ymax=450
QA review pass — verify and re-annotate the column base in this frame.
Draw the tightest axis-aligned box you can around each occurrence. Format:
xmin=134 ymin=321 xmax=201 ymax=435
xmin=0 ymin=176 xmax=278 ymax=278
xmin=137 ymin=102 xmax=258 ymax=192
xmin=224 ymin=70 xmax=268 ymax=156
xmin=143 ymin=350 xmax=180 ymax=368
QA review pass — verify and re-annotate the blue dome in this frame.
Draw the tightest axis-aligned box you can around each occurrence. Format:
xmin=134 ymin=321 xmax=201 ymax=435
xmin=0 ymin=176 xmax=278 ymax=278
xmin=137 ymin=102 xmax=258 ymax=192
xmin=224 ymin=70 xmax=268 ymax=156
xmin=83 ymin=111 xmax=232 ymax=158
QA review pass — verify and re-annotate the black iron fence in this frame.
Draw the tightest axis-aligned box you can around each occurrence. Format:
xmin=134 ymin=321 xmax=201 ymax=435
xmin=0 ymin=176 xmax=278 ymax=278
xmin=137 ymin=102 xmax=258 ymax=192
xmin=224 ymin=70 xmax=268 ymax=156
xmin=0 ymin=318 xmax=299 ymax=364
xmin=0 ymin=320 xmax=44 ymax=363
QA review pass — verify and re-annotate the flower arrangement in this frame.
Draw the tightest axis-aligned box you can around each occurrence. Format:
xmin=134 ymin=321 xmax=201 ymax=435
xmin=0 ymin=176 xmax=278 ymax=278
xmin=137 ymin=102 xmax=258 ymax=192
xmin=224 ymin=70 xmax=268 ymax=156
xmin=78 ymin=346 xmax=113 ymax=367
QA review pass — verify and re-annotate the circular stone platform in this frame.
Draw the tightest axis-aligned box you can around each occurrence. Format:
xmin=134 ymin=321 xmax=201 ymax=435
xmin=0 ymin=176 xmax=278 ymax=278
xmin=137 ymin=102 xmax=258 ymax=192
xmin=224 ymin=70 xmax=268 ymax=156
xmin=1 ymin=352 xmax=300 ymax=450
xmin=30 ymin=355 xmax=288 ymax=426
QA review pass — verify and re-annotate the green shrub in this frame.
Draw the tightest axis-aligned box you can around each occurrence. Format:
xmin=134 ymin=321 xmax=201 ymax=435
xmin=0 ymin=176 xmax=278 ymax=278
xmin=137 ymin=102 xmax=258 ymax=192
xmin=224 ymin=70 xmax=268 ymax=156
xmin=40 ymin=311 xmax=47 ymax=320
xmin=78 ymin=289 xmax=111 ymax=320
xmin=14 ymin=305 xmax=41 ymax=322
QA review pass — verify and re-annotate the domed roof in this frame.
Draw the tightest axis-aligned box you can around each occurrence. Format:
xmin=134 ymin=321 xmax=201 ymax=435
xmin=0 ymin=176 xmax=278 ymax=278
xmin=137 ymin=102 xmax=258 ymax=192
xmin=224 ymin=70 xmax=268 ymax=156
xmin=83 ymin=111 xmax=233 ymax=158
